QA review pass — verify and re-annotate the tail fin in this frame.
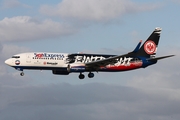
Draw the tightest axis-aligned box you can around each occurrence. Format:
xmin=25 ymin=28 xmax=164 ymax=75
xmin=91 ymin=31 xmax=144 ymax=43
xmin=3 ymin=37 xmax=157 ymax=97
xmin=136 ymin=27 xmax=162 ymax=58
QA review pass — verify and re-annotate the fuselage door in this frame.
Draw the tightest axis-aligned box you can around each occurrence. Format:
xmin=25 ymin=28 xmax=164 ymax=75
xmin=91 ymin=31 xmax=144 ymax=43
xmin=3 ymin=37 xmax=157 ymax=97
xmin=26 ymin=54 xmax=31 ymax=63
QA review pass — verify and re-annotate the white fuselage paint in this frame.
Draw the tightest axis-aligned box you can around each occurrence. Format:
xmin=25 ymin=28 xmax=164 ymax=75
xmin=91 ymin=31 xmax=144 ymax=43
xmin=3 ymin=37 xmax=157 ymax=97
xmin=5 ymin=53 xmax=69 ymax=69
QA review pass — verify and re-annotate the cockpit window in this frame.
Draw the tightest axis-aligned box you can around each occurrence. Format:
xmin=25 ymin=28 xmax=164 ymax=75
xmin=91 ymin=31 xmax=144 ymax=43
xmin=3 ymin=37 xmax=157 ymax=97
xmin=12 ymin=56 xmax=20 ymax=58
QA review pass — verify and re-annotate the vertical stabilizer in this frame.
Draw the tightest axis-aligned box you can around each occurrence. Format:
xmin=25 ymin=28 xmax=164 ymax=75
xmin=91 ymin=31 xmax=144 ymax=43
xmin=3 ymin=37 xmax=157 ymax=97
xmin=137 ymin=27 xmax=162 ymax=58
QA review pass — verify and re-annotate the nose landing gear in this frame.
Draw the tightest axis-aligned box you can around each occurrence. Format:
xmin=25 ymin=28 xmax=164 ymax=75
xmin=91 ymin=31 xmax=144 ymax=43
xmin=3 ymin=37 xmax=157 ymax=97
xmin=20 ymin=72 xmax=24 ymax=76
xmin=16 ymin=68 xmax=24 ymax=76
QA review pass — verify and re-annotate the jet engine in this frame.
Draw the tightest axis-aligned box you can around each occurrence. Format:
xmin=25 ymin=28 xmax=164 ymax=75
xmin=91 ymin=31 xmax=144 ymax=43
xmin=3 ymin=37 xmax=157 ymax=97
xmin=52 ymin=70 xmax=69 ymax=75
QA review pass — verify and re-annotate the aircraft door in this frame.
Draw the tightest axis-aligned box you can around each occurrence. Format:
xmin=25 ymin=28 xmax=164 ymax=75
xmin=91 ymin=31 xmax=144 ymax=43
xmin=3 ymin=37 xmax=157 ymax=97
xmin=26 ymin=54 xmax=31 ymax=63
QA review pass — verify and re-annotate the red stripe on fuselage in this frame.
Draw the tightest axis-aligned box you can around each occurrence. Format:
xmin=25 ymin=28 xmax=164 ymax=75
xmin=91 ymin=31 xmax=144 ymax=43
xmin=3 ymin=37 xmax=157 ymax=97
xmin=100 ymin=61 xmax=143 ymax=71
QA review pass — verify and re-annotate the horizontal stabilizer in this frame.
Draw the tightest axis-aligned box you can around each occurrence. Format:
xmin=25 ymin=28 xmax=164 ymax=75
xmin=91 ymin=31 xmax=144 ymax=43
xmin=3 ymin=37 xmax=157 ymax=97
xmin=147 ymin=55 xmax=175 ymax=61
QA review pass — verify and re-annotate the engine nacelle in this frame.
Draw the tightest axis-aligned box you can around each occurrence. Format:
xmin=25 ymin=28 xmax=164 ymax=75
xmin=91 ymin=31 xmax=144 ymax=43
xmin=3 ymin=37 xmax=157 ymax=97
xmin=52 ymin=70 xmax=69 ymax=75
xmin=67 ymin=64 xmax=86 ymax=72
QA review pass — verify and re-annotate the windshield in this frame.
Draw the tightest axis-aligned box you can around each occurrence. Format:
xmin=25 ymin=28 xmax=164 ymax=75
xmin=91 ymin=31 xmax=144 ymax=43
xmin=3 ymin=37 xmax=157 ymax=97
xmin=12 ymin=56 xmax=20 ymax=58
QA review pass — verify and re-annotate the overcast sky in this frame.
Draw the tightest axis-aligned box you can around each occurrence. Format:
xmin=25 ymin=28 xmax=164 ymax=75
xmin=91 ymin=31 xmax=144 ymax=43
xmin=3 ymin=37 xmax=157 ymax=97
xmin=0 ymin=0 xmax=180 ymax=120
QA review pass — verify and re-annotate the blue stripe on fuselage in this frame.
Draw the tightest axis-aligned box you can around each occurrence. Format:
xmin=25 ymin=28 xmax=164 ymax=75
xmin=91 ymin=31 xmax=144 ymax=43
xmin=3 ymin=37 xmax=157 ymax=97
xmin=12 ymin=66 xmax=67 ymax=71
xmin=140 ymin=57 xmax=157 ymax=68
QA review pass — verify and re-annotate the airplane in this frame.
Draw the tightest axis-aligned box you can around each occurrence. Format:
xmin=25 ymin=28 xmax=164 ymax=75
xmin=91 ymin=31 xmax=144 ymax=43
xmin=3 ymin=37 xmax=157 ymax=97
xmin=5 ymin=27 xmax=174 ymax=79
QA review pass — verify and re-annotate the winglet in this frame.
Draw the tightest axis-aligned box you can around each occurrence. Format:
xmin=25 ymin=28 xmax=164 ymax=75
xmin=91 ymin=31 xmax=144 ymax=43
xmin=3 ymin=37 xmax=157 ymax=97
xmin=132 ymin=40 xmax=142 ymax=53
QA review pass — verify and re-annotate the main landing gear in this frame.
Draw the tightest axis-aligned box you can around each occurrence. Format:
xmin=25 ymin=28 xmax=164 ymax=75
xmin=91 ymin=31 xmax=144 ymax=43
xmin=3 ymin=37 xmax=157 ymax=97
xmin=88 ymin=72 xmax=94 ymax=78
xmin=78 ymin=72 xmax=94 ymax=79
xmin=79 ymin=73 xmax=85 ymax=79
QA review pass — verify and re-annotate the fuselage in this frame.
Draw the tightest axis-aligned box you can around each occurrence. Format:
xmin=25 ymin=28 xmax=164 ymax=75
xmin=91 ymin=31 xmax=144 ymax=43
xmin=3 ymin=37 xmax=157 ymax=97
xmin=5 ymin=52 xmax=148 ymax=72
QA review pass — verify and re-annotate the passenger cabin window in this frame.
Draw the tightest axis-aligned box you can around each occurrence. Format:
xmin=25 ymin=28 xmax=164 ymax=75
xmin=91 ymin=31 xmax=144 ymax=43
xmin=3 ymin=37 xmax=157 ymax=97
xmin=12 ymin=56 xmax=20 ymax=58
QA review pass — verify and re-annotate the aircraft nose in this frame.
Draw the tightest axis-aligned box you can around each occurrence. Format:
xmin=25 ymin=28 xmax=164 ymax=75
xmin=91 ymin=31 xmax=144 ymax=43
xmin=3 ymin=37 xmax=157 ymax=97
xmin=5 ymin=59 xmax=11 ymax=66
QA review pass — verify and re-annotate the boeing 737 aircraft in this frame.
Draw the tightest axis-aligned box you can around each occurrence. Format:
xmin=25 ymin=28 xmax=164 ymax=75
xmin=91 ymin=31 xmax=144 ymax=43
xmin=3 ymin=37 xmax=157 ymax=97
xmin=5 ymin=28 xmax=174 ymax=79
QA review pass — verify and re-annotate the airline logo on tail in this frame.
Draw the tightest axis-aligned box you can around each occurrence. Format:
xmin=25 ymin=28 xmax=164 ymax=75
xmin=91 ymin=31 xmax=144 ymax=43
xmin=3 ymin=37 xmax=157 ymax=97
xmin=144 ymin=40 xmax=156 ymax=54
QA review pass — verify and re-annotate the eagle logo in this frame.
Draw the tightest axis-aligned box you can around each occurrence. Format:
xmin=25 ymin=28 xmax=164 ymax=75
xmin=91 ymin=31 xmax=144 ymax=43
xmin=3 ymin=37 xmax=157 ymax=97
xmin=144 ymin=40 xmax=156 ymax=54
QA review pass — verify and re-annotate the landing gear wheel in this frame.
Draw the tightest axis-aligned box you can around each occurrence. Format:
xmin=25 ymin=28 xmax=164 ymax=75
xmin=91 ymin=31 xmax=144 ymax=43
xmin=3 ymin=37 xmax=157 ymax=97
xmin=79 ymin=74 xmax=85 ymax=79
xmin=20 ymin=72 xmax=24 ymax=76
xmin=88 ymin=72 xmax=94 ymax=78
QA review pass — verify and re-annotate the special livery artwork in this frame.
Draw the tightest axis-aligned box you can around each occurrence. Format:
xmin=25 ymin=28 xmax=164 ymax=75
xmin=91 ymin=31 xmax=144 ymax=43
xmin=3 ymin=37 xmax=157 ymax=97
xmin=66 ymin=54 xmax=143 ymax=71
xmin=5 ymin=28 xmax=174 ymax=79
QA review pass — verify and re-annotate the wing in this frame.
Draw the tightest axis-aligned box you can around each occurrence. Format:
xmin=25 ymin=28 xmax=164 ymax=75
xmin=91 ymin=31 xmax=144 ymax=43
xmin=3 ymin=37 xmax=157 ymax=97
xmin=85 ymin=53 xmax=129 ymax=68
